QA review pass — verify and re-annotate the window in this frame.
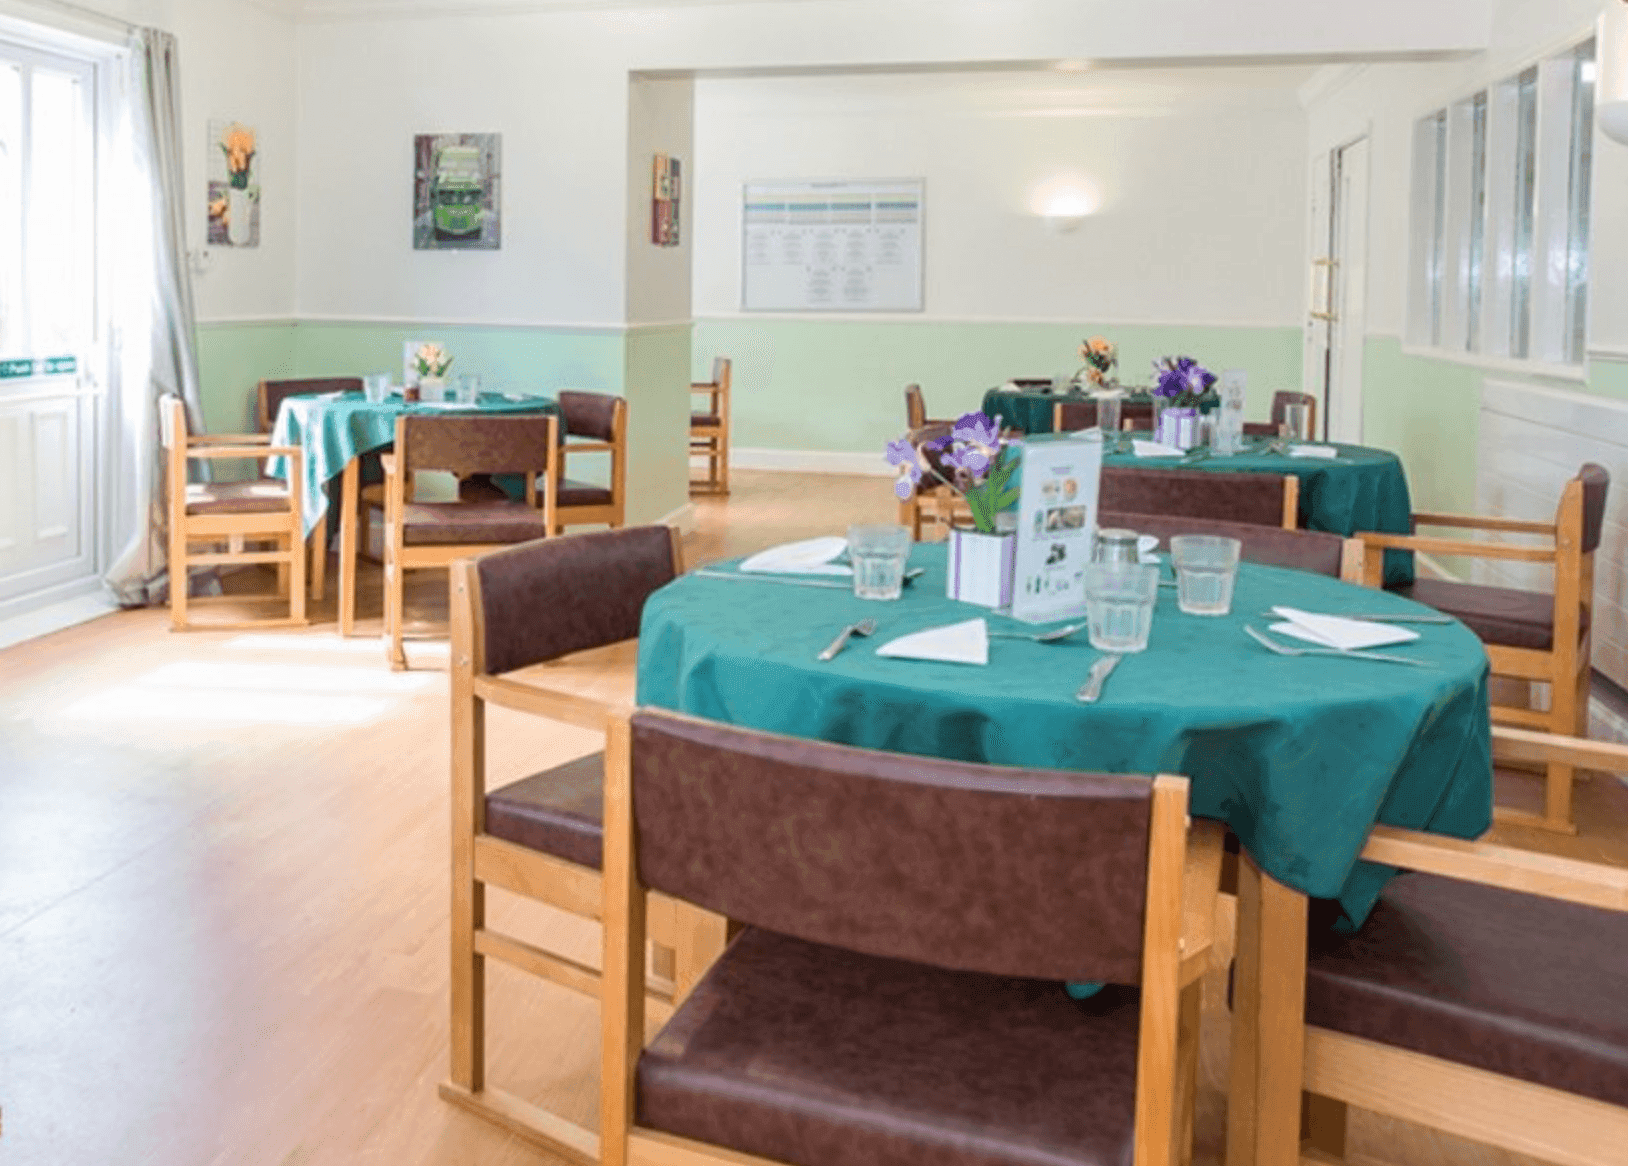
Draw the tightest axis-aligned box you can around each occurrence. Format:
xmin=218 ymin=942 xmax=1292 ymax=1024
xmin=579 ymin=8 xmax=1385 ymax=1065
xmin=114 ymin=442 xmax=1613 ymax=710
xmin=1407 ymin=37 xmax=1595 ymax=367
xmin=0 ymin=43 xmax=94 ymax=369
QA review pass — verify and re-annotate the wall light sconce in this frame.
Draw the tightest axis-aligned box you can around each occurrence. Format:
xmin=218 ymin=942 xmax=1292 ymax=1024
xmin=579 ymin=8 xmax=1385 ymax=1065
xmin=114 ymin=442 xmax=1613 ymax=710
xmin=1598 ymin=1 xmax=1628 ymax=145
xmin=1036 ymin=186 xmax=1100 ymax=234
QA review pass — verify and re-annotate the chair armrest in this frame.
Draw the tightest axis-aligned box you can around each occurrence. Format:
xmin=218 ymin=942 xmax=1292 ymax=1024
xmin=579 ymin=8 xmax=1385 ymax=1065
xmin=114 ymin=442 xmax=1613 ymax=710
xmin=1357 ymin=531 xmax=1557 ymax=563
xmin=189 ymin=443 xmax=300 ymax=460
xmin=1360 ymin=825 xmax=1628 ymax=913
xmin=475 ymin=673 xmax=626 ymax=733
xmin=563 ymin=441 xmax=615 ymax=455
xmin=1411 ymin=510 xmax=1556 ymax=535
xmin=191 ymin=432 xmax=271 ymax=446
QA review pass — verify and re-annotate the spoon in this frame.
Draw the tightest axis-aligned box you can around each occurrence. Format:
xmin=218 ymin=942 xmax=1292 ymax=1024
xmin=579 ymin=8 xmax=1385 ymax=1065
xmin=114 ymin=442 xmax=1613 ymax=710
xmin=989 ymin=621 xmax=1087 ymax=643
xmin=817 ymin=618 xmax=877 ymax=661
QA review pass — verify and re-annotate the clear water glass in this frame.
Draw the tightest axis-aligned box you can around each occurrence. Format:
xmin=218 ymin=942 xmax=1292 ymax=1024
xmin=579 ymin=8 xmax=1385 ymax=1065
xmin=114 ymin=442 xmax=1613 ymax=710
xmin=1093 ymin=528 xmax=1141 ymax=564
xmin=1282 ymin=402 xmax=1312 ymax=441
xmin=1095 ymin=394 xmax=1121 ymax=443
xmin=363 ymin=372 xmax=390 ymax=404
xmin=1169 ymin=535 xmax=1242 ymax=616
xmin=453 ymin=374 xmax=482 ymax=404
xmin=847 ymin=523 xmax=912 ymax=600
xmin=1083 ymin=563 xmax=1159 ymax=652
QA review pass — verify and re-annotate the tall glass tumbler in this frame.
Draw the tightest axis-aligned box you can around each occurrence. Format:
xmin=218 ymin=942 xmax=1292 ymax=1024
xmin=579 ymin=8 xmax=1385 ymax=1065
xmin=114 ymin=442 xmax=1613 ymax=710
xmin=1095 ymin=394 xmax=1122 ymax=447
xmin=1169 ymin=535 xmax=1241 ymax=616
xmin=847 ymin=523 xmax=912 ymax=600
xmin=1282 ymin=402 xmax=1313 ymax=441
xmin=1083 ymin=562 xmax=1159 ymax=652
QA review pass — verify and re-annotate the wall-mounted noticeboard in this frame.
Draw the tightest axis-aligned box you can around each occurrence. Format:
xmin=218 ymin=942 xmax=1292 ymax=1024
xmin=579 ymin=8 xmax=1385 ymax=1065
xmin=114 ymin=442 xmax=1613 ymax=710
xmin=741 ymin=178 xmax=923 ymax=312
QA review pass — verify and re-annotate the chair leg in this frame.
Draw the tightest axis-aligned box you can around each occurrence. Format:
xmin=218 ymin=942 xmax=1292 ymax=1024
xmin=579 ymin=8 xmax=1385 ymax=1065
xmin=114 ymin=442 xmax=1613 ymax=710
xmin=309 ymin=526 xmax=326 ymax=602
xmin=450 ymin=876 xmax=485 ymax=1092
xmin=1174 ymin=978 xmax=1202 ymax=1166
xmin=386 ymin=550 xmax=408 ymax=671
xmin=289 ymin=528 xmax=308 ymax=626
xmin=717 ymin=434 xmax=729 ymax=495
xmin=1300 ymin=1092 xmax=1348 ymax=1160
xmin=170 ymin=530 xmax=188 ymax=631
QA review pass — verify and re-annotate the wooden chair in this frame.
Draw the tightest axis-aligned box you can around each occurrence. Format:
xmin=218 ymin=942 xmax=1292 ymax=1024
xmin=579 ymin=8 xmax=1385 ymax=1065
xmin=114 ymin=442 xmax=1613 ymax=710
xmin=1299 ymin=727 xmax=1628 ymax=1166
xmin=1357 ymin=464 xmax=1609 ymax=833
xmin=1101 ymin=510 xmax=1363 ymax=582
xmin=904 ymin=382 xmax=953 ymax=429
xmin=1054 ymin=399 xmax=1156 ymax=433
xmin=161 ymin=395 xmax=306 ymax=631
xmin=382 ymin=413 xmax=560 ymax=669
xmin=442 ymin=527 xmax=726 ymax=1163
xmin=1102 ymin=466 xmax=1300 ymax=530
xmin=1270 ymin=391 xmax=1317 ymax=440
xmin=1243 ymin=420 xmax=1281 ymax=437
xmin=257 ymin=377 xmax=359 ymax=601
xmin=895 ymin=421 xmax=972 ymax=540
xmin=542 ymin=391 xmax=628 ymax=534
xmin=601 ymin=709 xmax=1225 ymax=1166
xmin=690 ymin=358 xmax=731 ymax=495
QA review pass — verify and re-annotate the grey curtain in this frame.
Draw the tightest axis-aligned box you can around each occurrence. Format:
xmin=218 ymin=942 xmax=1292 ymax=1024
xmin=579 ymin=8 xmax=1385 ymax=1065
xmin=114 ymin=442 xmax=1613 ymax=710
xmin=103 ymin=28 xmax=204 ymax=607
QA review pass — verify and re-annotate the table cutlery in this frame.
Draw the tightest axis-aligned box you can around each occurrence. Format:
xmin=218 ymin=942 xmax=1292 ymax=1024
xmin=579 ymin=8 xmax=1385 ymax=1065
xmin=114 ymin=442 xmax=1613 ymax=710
xmin=1258 ymin=610 xmax=1453 ymax=624
xmin=1243 ymin=624 xmax=1434 ymax=667
xmin=818 ymin=618 xmax=877 ymax=661
xmin=1075 ymin=653 xmax=1123 ymax=702
xmin=695 ymin=567 xmax=925 ymax=591
xmin=990 ymin=621 xmax=1087 ymax=643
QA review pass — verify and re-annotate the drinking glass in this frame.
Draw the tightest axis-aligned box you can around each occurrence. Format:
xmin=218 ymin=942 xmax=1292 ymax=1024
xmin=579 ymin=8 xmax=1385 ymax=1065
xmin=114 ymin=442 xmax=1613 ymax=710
xmin=1282 ymin=402 xmax=1312 ymax=441
xmin=1095 ymin=395 xmax=1121 ymax=448
xmin=1093 ymin=528 xmax=1141 ymax=564
xmin=847 ymin=523 xmax=912 ymax=601
xmin=452 ymin=374 xmax=482 ymax=404
xmin=1083 ymin=562 xmax=1159 ymax=652
xmin=363 ymin=372 xmax=391 ymax=404
xmin=1169 ymin=535 xmax=1242 ymax=616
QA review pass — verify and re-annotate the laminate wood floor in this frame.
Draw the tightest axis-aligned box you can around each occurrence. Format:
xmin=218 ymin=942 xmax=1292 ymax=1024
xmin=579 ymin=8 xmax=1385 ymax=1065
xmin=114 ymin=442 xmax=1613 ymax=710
xmin=0 ymin=470 xmax=1620 ymax=1166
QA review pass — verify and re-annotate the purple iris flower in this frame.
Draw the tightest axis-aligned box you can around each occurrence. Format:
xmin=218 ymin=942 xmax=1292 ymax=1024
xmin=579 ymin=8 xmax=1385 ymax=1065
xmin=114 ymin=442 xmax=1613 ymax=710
xmin=893 ymin=464 xmax=921 ymax=500
xmin=951 ymin=411 xmax=1000 ymax=447
xmin=942 ymin=442 xmax=991 ymax=479
xmin=884 ymin=437 xmax=917 ymax=467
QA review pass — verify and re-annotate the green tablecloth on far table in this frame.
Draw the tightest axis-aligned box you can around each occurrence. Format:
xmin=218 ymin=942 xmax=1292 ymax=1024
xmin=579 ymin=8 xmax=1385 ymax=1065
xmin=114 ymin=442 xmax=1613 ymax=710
xmin=268 ymin=391 xmax=557 ymax=536
xmin=637 ymin=546 xmax=1491 ymax=927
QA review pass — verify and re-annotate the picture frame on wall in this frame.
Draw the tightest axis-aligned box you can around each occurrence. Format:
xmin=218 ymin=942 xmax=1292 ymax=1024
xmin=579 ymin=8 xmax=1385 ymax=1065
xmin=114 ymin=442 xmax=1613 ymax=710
xmin=651 ymin=153 xmax=681 ymax=247
xmin=413 ymin=132 xmax=501 ymax=250
xmin=206 ymin=119 xmax=260 ymax=248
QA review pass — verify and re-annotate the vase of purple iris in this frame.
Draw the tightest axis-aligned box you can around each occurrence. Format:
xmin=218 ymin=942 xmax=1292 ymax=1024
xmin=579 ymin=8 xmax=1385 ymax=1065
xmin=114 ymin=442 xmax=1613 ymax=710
xmin=885 ymin=410 xmax=1020 ymax=607
xmin=1150 ymin=355 xmax=1218 ymax=451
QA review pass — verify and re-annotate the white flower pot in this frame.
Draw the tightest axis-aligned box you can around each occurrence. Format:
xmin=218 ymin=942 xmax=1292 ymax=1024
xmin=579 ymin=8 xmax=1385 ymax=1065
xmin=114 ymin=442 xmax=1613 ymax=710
xmin=419 ymin=376 xmax=446 ymax=402
xmin=227 ymin=187 xmax=252 ymax=246
xmin=947 ymin=526 xmax=1016 ymax=608
xmin=1155 ymin=407 xmax=1200 ymax=451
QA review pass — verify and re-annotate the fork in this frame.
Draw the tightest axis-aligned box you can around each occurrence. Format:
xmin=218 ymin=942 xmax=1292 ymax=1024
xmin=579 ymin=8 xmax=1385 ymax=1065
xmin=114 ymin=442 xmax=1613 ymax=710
xmin=989 ymin=621 xmax=1087 ymax=643
xmin=1243 ymin=625 xmax=1434 ymax=667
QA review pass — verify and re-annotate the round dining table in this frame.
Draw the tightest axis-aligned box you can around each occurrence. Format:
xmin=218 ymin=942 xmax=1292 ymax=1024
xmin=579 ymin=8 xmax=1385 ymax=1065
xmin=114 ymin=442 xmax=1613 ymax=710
xmin=637 ymin=542 xmax=1491 ymax=925
xmin=268 ymin=389 xmax=557 ymax=632
xmin=980 ymin=385 xmax=1159 ymax=434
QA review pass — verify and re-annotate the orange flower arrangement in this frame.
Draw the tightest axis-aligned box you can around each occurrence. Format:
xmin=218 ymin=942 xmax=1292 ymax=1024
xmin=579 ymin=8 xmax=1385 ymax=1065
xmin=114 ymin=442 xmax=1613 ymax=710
xmin=219 ymin=123 xmax=256 ymax=189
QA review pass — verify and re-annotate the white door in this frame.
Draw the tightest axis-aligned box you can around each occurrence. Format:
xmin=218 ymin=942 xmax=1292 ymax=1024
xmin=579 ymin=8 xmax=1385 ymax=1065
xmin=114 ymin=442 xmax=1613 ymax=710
xmin=1303 ymin=136 xmax=1371 ymax=444
xmin=0 ymin=44 xmax=101 ymax=617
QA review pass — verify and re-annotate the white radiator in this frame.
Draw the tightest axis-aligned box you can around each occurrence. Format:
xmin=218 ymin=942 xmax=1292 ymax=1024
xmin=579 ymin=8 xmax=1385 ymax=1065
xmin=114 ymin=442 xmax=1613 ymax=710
xmin=1476 ymin=379 xmax=1628 ymax=691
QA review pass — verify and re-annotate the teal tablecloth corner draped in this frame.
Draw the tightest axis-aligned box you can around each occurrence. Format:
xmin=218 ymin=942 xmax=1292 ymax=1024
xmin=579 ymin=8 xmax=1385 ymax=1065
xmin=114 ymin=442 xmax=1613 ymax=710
xmin=267 ymin=391 xmax=558 ymax=535
xmin=636 ymin=547 xmax=1492 ymax=930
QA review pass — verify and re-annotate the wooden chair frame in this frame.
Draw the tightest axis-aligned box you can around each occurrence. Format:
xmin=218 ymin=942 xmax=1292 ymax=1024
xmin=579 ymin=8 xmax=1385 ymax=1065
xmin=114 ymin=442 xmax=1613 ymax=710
xmin=381 ymin=415 xmax=559 ymax=670
xmin=1358 ymin=475 xmax=1594 ymax=832
xmin=906 ymin=382 xmax=953 ymax=430
xmin=599 ymin=723 xmax=1226 ymax=1166
xmin=689 ymin=358 xmax=731 ymax=495
xmin=162 ymin=396 xmax=307 ymax=631
xmin=440 ymin=535 xmax=728 ymax=1165
xmin=1300 ymin=729 xmax=1628 ymax=1166
xmin=552 ymin=396 xmax=629 ymax=534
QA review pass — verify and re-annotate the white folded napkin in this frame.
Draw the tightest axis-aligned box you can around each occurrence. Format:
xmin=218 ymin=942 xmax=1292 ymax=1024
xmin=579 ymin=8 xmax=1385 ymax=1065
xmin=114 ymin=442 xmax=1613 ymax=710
xmin=1287 ymin=444 xmax=1338 ymax=459
xmin=875 ymin=618 xmax=989 ymax=665
xmin=1269 ymin=606 xmax=1420 ymax=651
xmin=997 ymin=381 xmax=1020 ymax=392
xmin=415 ymin=400 xmax=480 ymax=410
xmin=740 ymin=536 xmax=852 ymax=576
xmin=1136 ymin=535 xmax=1160 ymax=564
xmin=1131 ymin=439 xmax=1185 ymax=458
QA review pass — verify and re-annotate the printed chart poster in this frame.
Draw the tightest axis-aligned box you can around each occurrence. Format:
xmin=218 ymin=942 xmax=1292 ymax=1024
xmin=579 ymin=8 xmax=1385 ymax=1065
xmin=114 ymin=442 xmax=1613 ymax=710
xmin=742 ymin=178 xmax=923 ymax=311
xmin=1010 ymin=431 xmax=1104 ymax=624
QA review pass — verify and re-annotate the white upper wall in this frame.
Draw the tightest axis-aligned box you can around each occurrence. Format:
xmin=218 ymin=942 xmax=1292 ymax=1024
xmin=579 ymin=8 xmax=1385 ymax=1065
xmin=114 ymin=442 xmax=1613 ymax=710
xmin=693 ymin=68 xmax=1310 ymax=326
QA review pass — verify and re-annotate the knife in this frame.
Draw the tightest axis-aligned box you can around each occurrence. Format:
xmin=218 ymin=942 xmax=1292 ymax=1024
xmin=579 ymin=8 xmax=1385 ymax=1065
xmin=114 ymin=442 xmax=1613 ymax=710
xmin=1076 ymin=654 xmax=1123 ymax=703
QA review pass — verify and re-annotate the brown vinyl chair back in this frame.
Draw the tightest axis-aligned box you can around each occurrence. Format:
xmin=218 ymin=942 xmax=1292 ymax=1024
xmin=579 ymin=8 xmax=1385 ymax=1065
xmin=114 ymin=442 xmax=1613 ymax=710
xmin=1099 ymin=509 xmax=1361 ymax=581
xmin=1579 ymin=463 xmax=1610 ymax=554
xmin=627 ymin=709 xmax=1167 ymax=985
xmin=1102 ymin=465 xmax=1299 ymax=529
xmin=1270 ymin=391 xmax=1318 ymax=437
xmin=257 ymin=377 xmax=363 ymax=433
xmin=470 ymin=526 xmax=680 ymax=676
xmin=558 ymin=389 xmax=623 ymax=442
xmin=398 ymin=413 xmax=560 ymax=477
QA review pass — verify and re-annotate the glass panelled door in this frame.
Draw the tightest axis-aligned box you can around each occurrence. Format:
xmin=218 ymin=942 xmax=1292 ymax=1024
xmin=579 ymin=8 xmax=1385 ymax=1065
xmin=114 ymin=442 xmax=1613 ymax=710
xmin=0 ymin=44 xmax=99 ymax=614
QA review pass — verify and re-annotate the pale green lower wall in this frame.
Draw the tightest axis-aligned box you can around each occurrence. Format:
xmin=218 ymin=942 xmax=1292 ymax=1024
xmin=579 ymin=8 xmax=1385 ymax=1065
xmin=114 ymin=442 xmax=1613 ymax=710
xmin=195 ymin=321 xmax=299 ymax=432
xmin=624 ymin=325 xmax=692 ymax=525
xmin=691 ymin=319 xmax=1303 ymax=458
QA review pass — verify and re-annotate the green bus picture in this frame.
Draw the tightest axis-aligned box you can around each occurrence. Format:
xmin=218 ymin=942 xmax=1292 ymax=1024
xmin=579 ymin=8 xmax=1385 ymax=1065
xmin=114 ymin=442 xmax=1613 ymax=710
xmin=432 ymin=144 xmax=485 ymax=238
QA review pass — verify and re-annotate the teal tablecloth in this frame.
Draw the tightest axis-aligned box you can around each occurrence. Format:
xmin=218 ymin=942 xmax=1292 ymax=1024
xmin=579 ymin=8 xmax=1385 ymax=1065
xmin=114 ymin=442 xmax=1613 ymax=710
xmin=1100 ymin=437 xmax=1415 ymax=586
xmin=981 ymin=387 xmax=1157 ymax=435
xmin=637 ymin=547 xmax=1492 ymax=926
xmin=268 ymin=392 xmax=557 ymax=535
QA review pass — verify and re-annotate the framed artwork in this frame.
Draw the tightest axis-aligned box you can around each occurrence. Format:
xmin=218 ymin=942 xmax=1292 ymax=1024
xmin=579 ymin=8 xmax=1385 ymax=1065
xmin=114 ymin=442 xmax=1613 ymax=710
xmin=652 ymin=153 xmax=681 ymax=247
xmin=413 ymin=132 xmax=501 ymax=250
xmin=206 ymin=119 xmax=260 ymax=248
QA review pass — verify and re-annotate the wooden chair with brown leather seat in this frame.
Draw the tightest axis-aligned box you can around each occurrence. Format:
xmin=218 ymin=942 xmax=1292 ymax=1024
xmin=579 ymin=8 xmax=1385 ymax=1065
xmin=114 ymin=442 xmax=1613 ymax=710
xmin=1298 ymin=727 xmax=1628 ymax=1166
xmin=1270 ymin=391 xmax=1318 ymax=439
xmin=1357 ymin=463 xmax=1609 ymax=833
xmin=161 ymin=394 xmax=307 ymax=631
xmin=540 ymin=390 xmax=627 ymax=534
xmin=442 ymin=527 xmax=727 ymax=1163
xmin=1101 ymin=510 xmax=1364 ymax=583
xmin=601 ymin=709 xmax=1225 ymax=1166
xmin=257 ymin=377 xmax=362 ymax=601
xmin=895 ymin=420 xmax=973 ymax=540
xmin=690 ymin=358 xmax=731 ymax=495
xmin=1102 ymin=466 xmax=1300 ymax=531
xmin=381 ymin=412 xmax=560 ymax=669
